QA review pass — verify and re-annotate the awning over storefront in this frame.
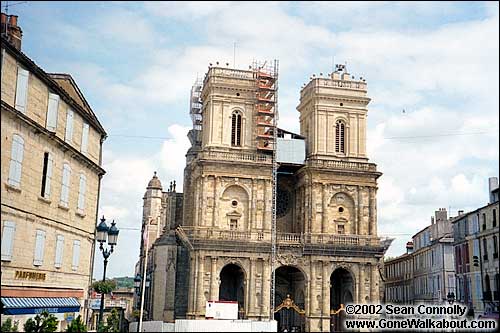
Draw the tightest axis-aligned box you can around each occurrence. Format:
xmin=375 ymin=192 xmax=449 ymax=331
xmin=1 ymin=297 xmax=81 ymax=315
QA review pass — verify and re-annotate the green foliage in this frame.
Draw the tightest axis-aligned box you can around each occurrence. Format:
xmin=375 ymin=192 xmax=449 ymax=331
xmin=65 ymin=315 xmax=87 ymax=332
xmin=113 ymin=276 xmax=134 ymax=289
xmin=97 ymin=309 xmax=121 ymax=333
xmin=92 ymin=279 xmax=117 ymax=294
xmin=23 ymin=311 xmax=58 ymax=333
xmin=1 ymin=318 xmax=19 ymax=332
xmin=106 ymin=309 xmax=121 ymax=333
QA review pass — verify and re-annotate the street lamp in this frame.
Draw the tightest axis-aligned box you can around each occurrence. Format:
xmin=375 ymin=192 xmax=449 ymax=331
xmin=134 ymin=273 xmax=151 ymax=332
xmin=96 ymin=216 xmax=119 ymax=329
xmin=447 ymin=291 xmax=455 ymax=304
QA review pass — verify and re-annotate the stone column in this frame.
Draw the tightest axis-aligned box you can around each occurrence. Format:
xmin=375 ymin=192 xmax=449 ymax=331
xmin=248 ymin=259 xmax=255 ymax=316
xmin=310 ymin=260 xmax=317 ymax=315
xmin=187 ymin=254 xmax=197 ymax=317
xmin=358 ymin=264 xmax=364 ymax=303
xmin=196 ymin=254 xmax=205 ymax=315
xmin=210 ymin=257 xmax=218 ymax=300
xmin=370 ymin=264 xmax=378 ymax=302
xmin=357 ymin=186 xmax=362 ymax=235
xmin=213 ymin=176 xmax=219 ymax=228
xmin=262 ymin=259 xmax=270 ymax=317
xmin=321 ymin=184 xmax=327 ymax=233
xmin=369 ymin=187 xmax=375 ymax=236
xmin=322 ymin=261 xmax=330 ymax=316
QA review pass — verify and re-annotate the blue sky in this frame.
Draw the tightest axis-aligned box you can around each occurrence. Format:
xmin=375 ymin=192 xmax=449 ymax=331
xmin=10 ymin=1 xmax=499 ymax=278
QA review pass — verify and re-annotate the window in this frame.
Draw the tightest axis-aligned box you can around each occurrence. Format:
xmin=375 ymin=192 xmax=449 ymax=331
xmin=81 ymin=122 xmax=89 ymax=154
xmin=40 ymin=152 xmax=53 ymax=198
xmin=229 ymin=219 xmax=238 ymax=230
xmin=337 ymin=224 xmax=345 ymax=234
xmin=8 ymin=134 xmax=24 ymax=187
xmin=77 ymin=173 xmax=86 ymax=212
xmin=54 ymin=235 xmax=64 ymax=268
xmin=482 ymin=213 xmax=486 ymax=230
xmin=33 ymin=230 xmax=46 ymax=266
xmin=231 ymin=112 xmax=242 ymax=146
xmin=335 ymin=120 xmax=345 ymax=153
xmin=494 ymin=236 xmax=498 ymax=258
xmin=15 ymin=66 xmax=29 ymax=113
xmin=493 ymin=209 xmax=497 ymax=228
xmin=60 ymin=164 xmax=71 ymax=206
xmin=65 ymin=108 xmax=74 ymax=143
xmin=483 ymin=238 xmax=488 ymax=261
xmin=1 ymin=221 xmax=16 ymax=261
xmin=46 ymin=93 xmax=59 ymax=131
xmin=72 ymin=240 xmax=80 ymax=270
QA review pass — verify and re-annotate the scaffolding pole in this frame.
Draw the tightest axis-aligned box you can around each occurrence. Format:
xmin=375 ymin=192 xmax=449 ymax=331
xmin=270 ymin=59 xmax=279 ymax=320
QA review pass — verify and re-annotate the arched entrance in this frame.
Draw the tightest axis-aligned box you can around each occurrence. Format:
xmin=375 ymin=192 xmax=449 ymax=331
xmin=330 ymin=268 xmax=354 ymax=332
xmin=219 ymin=264 xmax=245 ymax=318
xmin=274 ymin=266 xmax=306 ymax=332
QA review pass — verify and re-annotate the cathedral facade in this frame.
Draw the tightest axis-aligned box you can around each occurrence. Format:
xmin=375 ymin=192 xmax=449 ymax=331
xmin=136 ymin=63 xmax=390 ymax=332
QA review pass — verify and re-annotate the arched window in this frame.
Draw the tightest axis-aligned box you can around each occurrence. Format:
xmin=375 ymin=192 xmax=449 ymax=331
xmin=335 ymin=120 xmax=345 ymax=153
xmin=231 ymin=112 xmax=242 ymax=147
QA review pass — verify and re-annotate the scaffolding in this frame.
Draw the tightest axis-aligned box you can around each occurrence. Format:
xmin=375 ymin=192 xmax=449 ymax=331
xmin=252 ymin=60 xmax=279 ymax=320
xmin=189 ymin=77 xmax=203 ymax=130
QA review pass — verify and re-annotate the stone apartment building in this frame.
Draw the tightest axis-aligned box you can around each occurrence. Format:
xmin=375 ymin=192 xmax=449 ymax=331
xmin=384 ymin=208 xmax=456 ymax=304
xmin=452 ymin=177 xmax=499 ymax=318
xmin=1 ymin=13 xmax=106 ymax=330
xmin=384 ymin=242 xmax=414 ymax=304
xmin=135 ymin=62 xmax=392 ymax=332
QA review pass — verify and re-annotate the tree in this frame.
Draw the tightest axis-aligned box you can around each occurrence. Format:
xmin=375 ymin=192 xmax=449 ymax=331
xmin=106 ymin=308 xmax=121 ymax=333
xmin=1 ymin=318 xmax=19 ymax=332
xmin=23 ymin=311 xmax=58 ymax=333
xmin=65 ymin=315 xmax=87 ymax=332
xmin=92 ymin=279 xmax=117 ymax=295
xmin=97 ymin=308 xmax=121 ymax=333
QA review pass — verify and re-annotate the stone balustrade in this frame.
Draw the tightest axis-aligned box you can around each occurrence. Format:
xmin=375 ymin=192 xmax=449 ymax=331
xmin=307 ymin=158 xmax=377 ymax=172
xmin=198 ymin=150 xmax=273 ymax=164
xmin=178 ymin=226 xmax=380 ymax=247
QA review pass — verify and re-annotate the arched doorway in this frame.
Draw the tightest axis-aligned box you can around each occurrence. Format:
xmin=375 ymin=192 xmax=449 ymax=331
xmin=330 ymin=268 xmax=354 ymax=332
xmin=274 ymin=266 xmax=306 ymax=332
xmin=219 ymin=264 xmax=245 ymax=318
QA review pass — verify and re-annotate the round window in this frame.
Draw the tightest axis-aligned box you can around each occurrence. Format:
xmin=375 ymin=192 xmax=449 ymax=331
xmin=231 ymin=200 xmax=238 ymax=207
xmin=338 ymin=207 xmax=344 ymax=213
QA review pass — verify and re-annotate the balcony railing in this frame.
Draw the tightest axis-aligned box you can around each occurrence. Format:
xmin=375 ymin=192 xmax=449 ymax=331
xmin=307 ymin=159 xmax=377 ymax=172
xmin=198 ymin=150 xmax=272 ymax=164
xmin=177 ymin=226 xmax=381 ymax=247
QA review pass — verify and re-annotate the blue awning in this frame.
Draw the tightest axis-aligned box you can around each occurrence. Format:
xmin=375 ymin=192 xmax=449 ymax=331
xmin=1 ymin=297 xmax=80 ymax=315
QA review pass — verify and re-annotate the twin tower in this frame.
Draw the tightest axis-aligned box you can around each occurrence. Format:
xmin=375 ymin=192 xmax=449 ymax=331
xmin=137 ymin=62 xmax=390 ymax=332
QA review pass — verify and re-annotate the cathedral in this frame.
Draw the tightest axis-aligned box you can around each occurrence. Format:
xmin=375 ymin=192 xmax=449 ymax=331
xmin=135 ymin=62 xmax=391 ymax=332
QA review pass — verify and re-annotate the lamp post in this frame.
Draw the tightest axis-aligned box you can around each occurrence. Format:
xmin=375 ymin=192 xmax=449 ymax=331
xmin=96 ymin=216 xmax=119 ymax=329
xmin=134 ymin=273 xmax=151 ymax=332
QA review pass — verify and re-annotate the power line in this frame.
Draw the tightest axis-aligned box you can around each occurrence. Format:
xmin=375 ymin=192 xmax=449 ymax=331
xmin=383 ymin=130 xmax=497 ymax=140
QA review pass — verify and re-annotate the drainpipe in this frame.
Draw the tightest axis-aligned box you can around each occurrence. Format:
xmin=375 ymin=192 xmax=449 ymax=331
xmin=477 ymin=213 xmax=485 ymax=314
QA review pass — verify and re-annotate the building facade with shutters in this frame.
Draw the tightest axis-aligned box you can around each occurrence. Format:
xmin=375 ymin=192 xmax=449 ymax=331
xmin=452 ymin=177 xmax=499 ymax=318
xmin=0 ymin=13 xmax=106 ymax=330
xmin=135 ymin=63 xmax=392 ymax=332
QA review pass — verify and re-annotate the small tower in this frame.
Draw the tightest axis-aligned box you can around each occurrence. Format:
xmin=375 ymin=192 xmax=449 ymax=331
xmin=142 ymin=172 xmax=163 ymax=249
xmin=297 ymin=65 xmax=370 ymax=161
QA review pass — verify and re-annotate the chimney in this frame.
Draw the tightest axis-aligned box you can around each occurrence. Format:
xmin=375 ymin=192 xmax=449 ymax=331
xmin=489 ymin=177 xmax=498 ymax=203
xmin=406 ymin=241 xmax=414 ymax=254
xmin=1 ymin=12 xmax=23 ymax=50
xmin=458 ymin=210 xmax=464 ymax=216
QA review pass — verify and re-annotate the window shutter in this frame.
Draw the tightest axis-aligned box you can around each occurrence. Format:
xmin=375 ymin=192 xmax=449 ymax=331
xmin=54 ymin=235 xmax=64 ymax=268
xmin=1 ymin=221 xmax=16 ymax=261
xmin=46 ymin=93 xmax=59 ymax=131
xmin=44 ymin=153 xmax=53 ymax=197
xmin=33 ymin=230 xmax=46 ymax=266
xmin=65 ymin=109 xmax=74 ymax=143
xmin=15 ymin=67 xmax=29 ymax=113
xmin=72 ymin=240 xmax=81 ymax=270
xmin=81 ymin=123 xmax=89 ymax=154
xmin=8 ymin=135 xmax=24 ymax=187
xmin=60 ymin=164 xmax=71 ymax=206
xmin=78 ymin=174 xmax=86 ymax=211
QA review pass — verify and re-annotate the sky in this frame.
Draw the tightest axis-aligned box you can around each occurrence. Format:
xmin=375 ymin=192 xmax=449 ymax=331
xmin=9 ymin=1 xmax=499 ymax=278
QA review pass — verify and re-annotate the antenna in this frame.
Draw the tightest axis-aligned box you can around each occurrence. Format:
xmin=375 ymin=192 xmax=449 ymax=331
xmin=2 ymin=1 xmax=28 ymax=38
